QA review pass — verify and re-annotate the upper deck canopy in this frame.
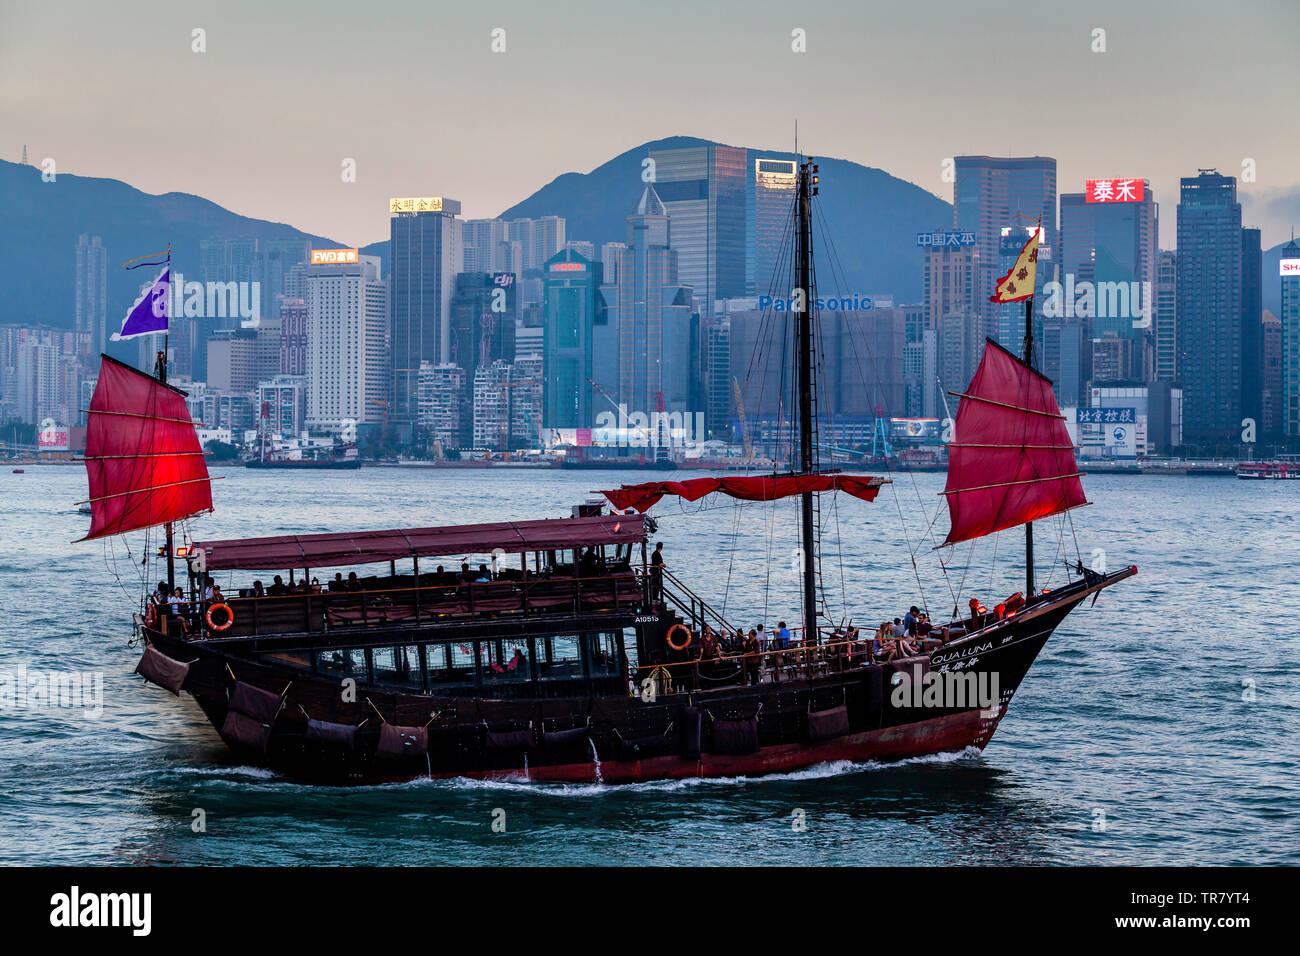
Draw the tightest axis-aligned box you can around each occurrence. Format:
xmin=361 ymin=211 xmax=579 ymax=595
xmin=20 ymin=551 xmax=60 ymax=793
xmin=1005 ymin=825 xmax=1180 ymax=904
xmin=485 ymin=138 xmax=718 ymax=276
xmin=194 ymin=513 xmax=647 ymax=572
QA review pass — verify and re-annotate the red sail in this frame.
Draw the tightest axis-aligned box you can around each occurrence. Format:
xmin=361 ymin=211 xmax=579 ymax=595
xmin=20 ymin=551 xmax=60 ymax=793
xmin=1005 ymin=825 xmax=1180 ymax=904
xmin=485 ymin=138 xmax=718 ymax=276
xmin=602 ymin=474 xmax=887 ymax=513
xmin=79 ymin=356 xmax=212 ymax=541
xmin=941 ymin=340 xmax=1086 ymax=546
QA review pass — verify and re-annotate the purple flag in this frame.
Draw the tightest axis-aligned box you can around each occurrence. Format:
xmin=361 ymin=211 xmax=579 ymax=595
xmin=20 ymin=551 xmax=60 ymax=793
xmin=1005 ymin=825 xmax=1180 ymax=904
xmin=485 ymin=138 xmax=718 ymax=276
xmin=113 ymin=267 xmax=169 ymax=340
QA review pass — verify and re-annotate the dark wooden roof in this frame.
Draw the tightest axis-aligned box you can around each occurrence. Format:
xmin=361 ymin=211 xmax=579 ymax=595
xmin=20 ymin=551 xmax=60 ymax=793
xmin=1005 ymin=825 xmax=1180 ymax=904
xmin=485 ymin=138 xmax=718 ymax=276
xmin=194 ymin=513 xmax=647 ymax=571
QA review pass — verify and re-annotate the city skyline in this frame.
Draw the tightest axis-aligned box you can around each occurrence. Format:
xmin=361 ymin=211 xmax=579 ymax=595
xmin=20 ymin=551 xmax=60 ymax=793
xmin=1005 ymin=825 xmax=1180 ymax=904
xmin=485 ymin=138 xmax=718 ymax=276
xmin=2 ymin=0 xmax=1298 ymax=249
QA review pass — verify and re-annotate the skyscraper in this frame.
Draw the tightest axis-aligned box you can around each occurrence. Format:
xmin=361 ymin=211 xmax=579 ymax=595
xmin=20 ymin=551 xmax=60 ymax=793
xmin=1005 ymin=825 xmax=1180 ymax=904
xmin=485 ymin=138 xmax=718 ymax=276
xmin=1281 ymin=236 xmax=1300 ymax=438
xmin=541 ymin=248 xmax=603 ymax=429
xmin=953 ymin=156 xmax=1057 ymax=345
xmin=449 ymin=272 xmax=518 ymax=374
xmin=1240 ymin=227 xmax=1263 ymax=432
xmin=389 ymin=198 xmax=462 ymax=427
xmin=922 ymin=241 xmax=981 ymax=409
xmin=507 ymin=216 xmax=566 ymax=271
xmin=306 ymin=254 xmax=388 ymax=434
xmin=1176 ymin=171 xmax=1242 ymax=442
xmin=1154 ymin=250 xmax=1178 ymax=383
xmin=1060 ymin=181 xmax=1157 ymax=382
xmin=599 ymin=183 xmax=696 ymax=417
xmin=648 ymin=144 xmax=747 ymax=311
xmin=278 ymin=298 xmax=308 ymax=376
xmin=75 ymin=235 xmax=107 ymax=356
xmin=750 ymin=158 xmax=797 ymax=297
xmin=1261 ymin=310 xmax=1282 ymax=439
xmin=461 ymin=219 xmax=510 ymax=273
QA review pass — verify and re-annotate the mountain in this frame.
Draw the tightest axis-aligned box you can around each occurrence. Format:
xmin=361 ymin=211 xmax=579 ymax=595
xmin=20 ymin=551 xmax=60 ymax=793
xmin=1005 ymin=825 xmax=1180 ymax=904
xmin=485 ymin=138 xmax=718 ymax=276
xmin=0 ymin=159 xmax=347 ymax=332
xmin=498 ymin=135 xmax=951 ymax=302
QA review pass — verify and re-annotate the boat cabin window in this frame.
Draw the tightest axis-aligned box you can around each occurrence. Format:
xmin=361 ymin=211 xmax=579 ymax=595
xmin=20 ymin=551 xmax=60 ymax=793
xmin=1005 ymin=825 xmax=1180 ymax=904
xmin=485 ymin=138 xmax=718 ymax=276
xmin=586 ymin=633 xmax=621 ymax=678
xmin=315 ymin=648 xmax=365 ymax=681
xmin=372 ymin=646 xmax=420 ymax=687
xmin=538 ymin=635 xmax=583 ymax=680
xmin=481 ymin=639 xmax=530 ymax=681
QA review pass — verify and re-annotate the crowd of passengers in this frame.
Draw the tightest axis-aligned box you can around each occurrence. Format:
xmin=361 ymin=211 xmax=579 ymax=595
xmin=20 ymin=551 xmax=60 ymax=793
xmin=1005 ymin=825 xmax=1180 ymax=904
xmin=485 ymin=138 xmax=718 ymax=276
xmin=662 ymin=605 xmax=959 ymax=686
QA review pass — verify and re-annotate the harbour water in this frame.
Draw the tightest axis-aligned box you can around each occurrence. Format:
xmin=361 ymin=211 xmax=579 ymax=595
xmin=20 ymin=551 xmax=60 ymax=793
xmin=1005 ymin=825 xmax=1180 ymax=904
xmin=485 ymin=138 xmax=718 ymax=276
xmin=1 ymin=464 xmax=1296 ymax=865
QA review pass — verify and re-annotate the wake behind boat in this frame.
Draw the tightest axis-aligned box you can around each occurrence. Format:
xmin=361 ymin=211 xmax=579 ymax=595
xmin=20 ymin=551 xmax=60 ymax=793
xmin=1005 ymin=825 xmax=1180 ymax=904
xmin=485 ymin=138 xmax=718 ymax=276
xmin=81 ymin=160 xmax=1134 ymax=784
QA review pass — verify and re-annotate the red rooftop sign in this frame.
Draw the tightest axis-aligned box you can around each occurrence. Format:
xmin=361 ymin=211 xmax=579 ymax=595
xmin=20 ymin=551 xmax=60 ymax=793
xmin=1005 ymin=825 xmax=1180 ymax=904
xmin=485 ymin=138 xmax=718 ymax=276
xmin=1085 ymin=179 xmax=1144 ymax=203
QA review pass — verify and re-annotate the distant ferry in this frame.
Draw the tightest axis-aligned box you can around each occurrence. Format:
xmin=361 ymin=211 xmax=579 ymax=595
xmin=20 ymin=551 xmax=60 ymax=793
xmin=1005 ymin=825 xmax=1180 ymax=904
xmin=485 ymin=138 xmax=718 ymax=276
xmin=1236 ymin=457 xmax=1300 ymax=480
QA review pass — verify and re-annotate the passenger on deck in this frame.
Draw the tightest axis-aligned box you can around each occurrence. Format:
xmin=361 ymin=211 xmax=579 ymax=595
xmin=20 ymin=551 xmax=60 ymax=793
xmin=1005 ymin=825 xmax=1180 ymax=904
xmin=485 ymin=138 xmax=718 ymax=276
xmin=346 ymin=572 xmax=362 ymax=592
xmin=650 ymin=541 xmax=664 ymax=600
xmin=251 ymin=580 xmax=266 ymax=598
xmin=579 ymin=547 xmax=598 ymax=577
xmin=508 ymin=648 xmax=526 ymax=672
xmin=476 ymin=563 xmax=491 ymax=582
xmin=755 ymin=624 xmax=767 ymax=652
xmin=268 ymin=575 xmax=289 ymax=596
xmin=700 ymin=626 xmax=721 ymax=660
xmin=434 ymin=565 xmax=451 ymax=587
xmin=742 ymin=630 xmax=760 ymax=684
xmin=875 ymin=622 xmax=904 ymax=662
xmin=209 ymin=582 xmax=224 ymax=604
xmin=904 ymin=606 xmax=920 ymax=635
xmin=777 ymin=621 xmax=791 ymax=649
xmin=892 ymin=617 xmax=906 ymax=639
xmin=151 ymin=580 xmax=169 ymax=609
xmin=201 ymin=576 xmax=216 ymax=601
xmin=459 ymin=562 xmax=474 ymax=584
xmin=330 ymin=572 xmax=346 ymax=591
xmin=168 ymin=588 xmax=190 ymax=634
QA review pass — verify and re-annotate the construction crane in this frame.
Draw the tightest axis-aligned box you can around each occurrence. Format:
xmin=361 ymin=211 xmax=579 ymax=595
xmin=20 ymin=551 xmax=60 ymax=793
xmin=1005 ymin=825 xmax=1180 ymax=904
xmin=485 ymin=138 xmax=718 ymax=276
xmin=732 ymin=376 xmax=753 ymax=459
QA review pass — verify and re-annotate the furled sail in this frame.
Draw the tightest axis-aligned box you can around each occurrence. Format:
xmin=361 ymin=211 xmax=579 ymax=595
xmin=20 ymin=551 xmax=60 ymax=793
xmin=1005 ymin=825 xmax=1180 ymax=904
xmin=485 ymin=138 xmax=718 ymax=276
xmin=78 ymin=355 xmax=212 ymax=541
xmin=940 ymin=339 xmax=1086 ymax=546
xmin=602 ymin=473 xmax=888 ymax=514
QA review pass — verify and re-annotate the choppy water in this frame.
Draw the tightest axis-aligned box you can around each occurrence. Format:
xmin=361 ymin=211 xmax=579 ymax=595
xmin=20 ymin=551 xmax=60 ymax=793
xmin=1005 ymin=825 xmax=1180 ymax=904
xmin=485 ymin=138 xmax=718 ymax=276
xmin=0 ymin=464 xmax=1296 ymax=865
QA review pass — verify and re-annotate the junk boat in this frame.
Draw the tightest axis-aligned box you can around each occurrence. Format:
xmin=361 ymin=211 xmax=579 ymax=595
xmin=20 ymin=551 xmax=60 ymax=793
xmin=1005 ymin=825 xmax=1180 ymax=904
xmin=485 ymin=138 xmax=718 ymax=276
xmin=81 ymin=160 xmax=1133 ymax=784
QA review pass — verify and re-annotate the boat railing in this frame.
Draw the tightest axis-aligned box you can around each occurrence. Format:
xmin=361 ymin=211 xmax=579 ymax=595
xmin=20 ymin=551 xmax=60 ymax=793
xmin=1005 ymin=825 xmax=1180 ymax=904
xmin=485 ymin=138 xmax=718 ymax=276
xmin=630 ymin=630 xmax=934 ymax=694
xmin=183 ymin=569 xmax=646 ymax=640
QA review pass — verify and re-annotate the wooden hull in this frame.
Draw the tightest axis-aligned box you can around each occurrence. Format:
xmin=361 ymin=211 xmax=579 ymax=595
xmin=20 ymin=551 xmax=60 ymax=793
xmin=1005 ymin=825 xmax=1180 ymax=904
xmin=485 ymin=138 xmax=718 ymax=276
xmin=142 ymin=582 xmax=1110 ymax=786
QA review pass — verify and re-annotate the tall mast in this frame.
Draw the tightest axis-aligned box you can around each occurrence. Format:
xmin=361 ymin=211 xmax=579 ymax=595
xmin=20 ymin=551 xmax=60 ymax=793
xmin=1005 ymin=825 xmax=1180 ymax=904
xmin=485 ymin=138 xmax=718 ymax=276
xmin=1022 ymin=295 xmax=1034 ymax=597
xmin=796 ymin=159 xmax=818 ymax=644
xmin=155 ymin=342 xmax=176 ymax=594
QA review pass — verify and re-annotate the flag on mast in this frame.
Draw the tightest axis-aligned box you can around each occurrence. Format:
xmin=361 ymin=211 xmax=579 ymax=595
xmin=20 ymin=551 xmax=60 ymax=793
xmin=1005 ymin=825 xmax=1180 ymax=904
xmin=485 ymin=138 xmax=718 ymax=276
xmin=989 ymin=224 xmax=1041 ymax=303
xmin=112 ymin=249 xmax=171 ymax=341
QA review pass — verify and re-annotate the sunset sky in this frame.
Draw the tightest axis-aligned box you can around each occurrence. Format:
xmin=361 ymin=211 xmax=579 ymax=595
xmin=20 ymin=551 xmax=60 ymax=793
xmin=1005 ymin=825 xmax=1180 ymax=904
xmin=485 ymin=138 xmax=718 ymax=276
xmin=2 ymin=0 xmax=1297 ymax=248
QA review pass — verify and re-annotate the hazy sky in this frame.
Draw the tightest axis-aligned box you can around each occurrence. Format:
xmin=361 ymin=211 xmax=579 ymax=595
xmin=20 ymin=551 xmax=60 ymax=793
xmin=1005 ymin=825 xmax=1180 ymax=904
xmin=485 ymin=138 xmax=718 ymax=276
xmin=2 ymin=0 xmax=1298 ymax=249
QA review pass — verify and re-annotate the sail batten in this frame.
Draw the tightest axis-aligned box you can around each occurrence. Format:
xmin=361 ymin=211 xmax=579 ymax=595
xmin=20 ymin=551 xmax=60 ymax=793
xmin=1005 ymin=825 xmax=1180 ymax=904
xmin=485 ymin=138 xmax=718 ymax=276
xmin=940 ymin=340 xmax=1086 ymax=546
xmin=78 ymin=355 xmax=213 ymax=542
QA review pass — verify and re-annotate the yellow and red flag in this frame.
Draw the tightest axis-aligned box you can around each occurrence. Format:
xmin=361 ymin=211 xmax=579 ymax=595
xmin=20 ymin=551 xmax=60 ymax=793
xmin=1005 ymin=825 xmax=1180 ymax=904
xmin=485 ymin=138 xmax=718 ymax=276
xmin=989 ymin=226 xmax=1041 ymax=303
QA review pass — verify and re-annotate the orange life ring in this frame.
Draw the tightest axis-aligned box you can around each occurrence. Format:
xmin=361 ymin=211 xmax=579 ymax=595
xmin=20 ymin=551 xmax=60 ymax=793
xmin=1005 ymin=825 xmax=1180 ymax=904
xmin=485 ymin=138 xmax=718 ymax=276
xmin=206 ymin=602 xmax=234 ymax=632
xmin=145 ymin=603 xmax=159 ymax=628
xmin=666 ymin=623 xmax=692 ymax=651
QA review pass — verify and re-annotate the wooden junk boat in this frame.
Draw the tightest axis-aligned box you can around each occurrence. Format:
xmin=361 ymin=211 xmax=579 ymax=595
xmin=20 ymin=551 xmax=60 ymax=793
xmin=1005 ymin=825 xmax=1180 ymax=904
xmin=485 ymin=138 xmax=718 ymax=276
xmin=82 ymin=160 xmax=1134 ymax=784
